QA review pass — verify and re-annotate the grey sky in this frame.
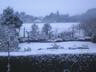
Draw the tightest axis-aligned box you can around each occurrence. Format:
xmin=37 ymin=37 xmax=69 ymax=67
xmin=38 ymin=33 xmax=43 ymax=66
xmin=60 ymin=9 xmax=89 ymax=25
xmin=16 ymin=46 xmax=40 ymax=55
xmin=0 ymin=0 xmax=96 ymax=16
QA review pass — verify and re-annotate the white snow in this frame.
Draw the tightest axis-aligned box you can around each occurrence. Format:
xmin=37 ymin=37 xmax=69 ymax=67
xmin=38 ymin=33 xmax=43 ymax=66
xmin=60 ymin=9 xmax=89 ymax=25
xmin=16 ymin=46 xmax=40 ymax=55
xmin=18 ymin=41 xmax=96 ymax=54
xmin=0 ymin=22 xmax=95 ymax=56
xmin=19 ymin=23 xmax=79 ymax=37
xmin=0 ymin=41 xmax=96 ymax=56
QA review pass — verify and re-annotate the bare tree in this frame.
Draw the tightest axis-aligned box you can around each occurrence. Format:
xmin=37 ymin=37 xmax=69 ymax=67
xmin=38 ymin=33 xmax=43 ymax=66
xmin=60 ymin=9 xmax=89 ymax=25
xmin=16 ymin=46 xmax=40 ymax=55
xmin=79 ymin=18 xmax=96 ymax=42
xmin=79 ymin=18 xmax=96 ymax=36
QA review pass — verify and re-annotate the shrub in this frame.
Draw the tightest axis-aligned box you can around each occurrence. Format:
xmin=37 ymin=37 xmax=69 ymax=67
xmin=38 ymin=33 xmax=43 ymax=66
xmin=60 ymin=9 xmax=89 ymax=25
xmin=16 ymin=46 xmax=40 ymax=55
xmin=91 ymin=34 xmax=96 ymax=43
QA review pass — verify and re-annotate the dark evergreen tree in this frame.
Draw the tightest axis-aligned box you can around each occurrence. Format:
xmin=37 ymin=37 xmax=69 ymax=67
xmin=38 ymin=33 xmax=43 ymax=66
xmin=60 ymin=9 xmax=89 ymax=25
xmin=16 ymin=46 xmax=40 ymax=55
xmin=29 ymin=24 xmax=39 ymax=40
xmin=0 ymin=7 xmax=23 ymax=51
xmin=42 ymin=23 xmax=52 ymax=40
xmin=0 ymin=7 xmax=22 ymax=28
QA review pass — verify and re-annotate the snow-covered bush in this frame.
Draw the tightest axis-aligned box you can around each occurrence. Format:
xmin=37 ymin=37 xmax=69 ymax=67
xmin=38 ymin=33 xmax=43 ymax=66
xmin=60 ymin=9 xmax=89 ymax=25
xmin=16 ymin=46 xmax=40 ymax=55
xmin=91 ymin=34 xmax=96 ymax=43
xmin=24 ymin=47 xmax=31 ymax=51
xmin=69 ymin=45 xmax=89 ymax=50
xmin=47 ymin=43 xmax=64 ymax=49
xmin=0 ymin=25 xmax=19 ymax=51
xmin=60 ymin=31 xmax=75 ymax=41
xmin=51 ymin=43 xmax=60 ymax=49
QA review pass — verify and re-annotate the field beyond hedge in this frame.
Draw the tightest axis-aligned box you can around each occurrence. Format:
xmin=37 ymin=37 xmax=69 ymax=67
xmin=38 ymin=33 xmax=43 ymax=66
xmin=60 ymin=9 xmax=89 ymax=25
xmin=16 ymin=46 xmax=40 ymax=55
xmin=0 ymin=54 xmax=96 ymax=72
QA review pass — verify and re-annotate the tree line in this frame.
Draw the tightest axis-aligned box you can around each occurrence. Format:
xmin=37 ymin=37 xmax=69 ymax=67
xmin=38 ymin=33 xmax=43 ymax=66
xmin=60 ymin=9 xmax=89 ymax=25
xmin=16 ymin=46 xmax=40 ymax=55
xmin=0 ymin=7 xmax=96 ymax=51
xmin=21 ymin=17 xmax=96 ymax=43
xmin=20 ymin=23 xmax=77 ymax=42
xmin=4 ymin=8 xmax=96 ymax=23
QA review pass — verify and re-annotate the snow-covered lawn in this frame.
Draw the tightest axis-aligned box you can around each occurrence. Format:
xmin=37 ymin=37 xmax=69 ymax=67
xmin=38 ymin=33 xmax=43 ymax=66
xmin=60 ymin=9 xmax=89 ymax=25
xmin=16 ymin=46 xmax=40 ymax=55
xmin=18 ymin=41 xmax=96 ymax=54
xmin=0 ymin=41 xmax=96 ymax=56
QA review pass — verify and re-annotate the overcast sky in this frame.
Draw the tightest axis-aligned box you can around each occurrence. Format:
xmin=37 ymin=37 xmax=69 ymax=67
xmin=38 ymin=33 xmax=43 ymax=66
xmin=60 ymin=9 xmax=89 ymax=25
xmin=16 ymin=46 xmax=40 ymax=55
xmin=0 ymin=0 xmax=96 ymax=16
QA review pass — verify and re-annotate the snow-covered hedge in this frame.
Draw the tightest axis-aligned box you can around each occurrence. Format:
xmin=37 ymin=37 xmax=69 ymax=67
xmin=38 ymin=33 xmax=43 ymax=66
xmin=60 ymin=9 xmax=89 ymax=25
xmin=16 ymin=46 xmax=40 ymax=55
xmin=0 ymin=54 xmax=96 ymax=72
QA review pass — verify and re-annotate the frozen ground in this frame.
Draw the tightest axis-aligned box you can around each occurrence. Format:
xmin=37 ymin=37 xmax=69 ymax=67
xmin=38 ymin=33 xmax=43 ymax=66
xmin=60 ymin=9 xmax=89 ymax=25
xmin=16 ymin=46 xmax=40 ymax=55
xmin=0 ymin=41 xmax=96 ymax=56
xmin=19 ymin=23 xmax=79 ymax=37
xmin=0 ymin=23 xmax=95 ymax=56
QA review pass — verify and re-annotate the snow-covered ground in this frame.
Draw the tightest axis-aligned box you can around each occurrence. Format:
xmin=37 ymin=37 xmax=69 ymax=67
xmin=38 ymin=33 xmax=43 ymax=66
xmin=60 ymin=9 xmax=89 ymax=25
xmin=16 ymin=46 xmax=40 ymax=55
xmin=20 ymin=23 xmax=79 ymax=37
xmin=0 ymin=41 xmax=96 ymax=56
xmin=0 ymin=22 xmax=95 ymax=56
